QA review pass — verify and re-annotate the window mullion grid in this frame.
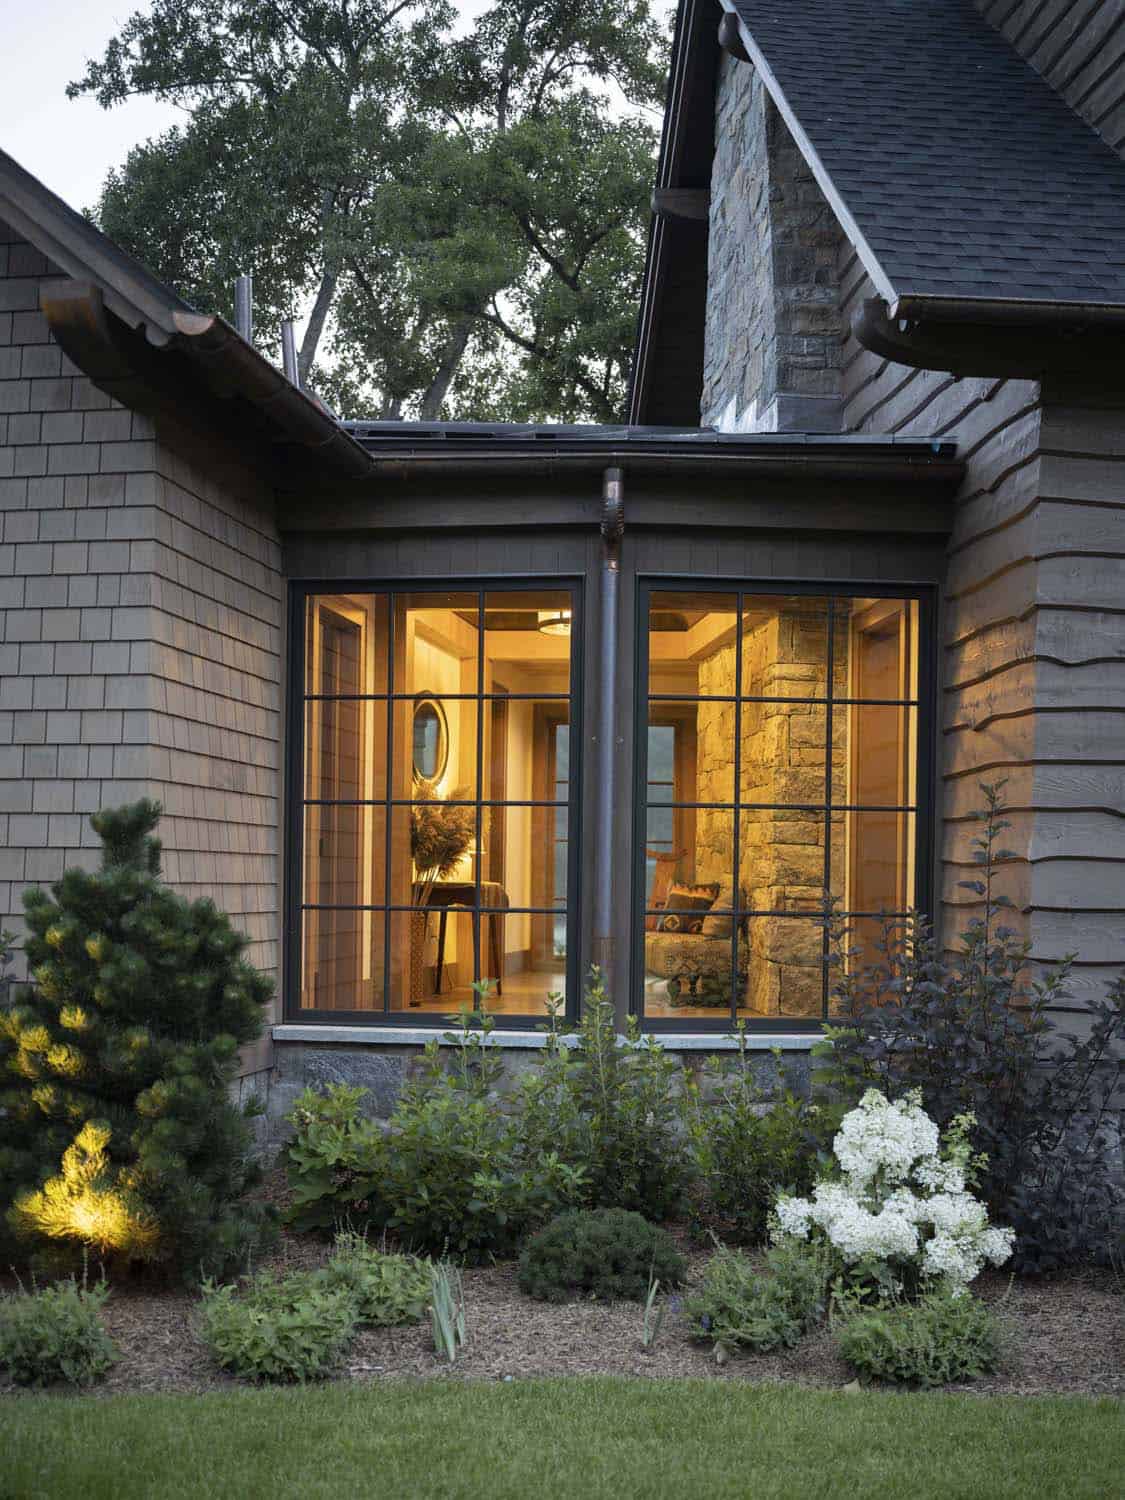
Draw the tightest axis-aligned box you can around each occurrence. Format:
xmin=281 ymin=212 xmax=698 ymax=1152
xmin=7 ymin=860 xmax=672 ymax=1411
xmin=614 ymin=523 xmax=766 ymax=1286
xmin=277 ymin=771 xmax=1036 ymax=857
xmin=382 ymin=590 xmax=395 ymax=1016
xmin=820 ymin=598 xmax=836 ymax=1020
xmin=731 ymin=593 xmax=744 ymax=1027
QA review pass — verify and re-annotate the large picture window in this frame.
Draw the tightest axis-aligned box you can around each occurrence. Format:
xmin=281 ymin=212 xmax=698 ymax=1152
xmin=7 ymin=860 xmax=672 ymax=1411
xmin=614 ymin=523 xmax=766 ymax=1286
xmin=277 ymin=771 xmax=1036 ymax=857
xmin=294 ymin=584 xmax=578 ymax=1018
xmin=638 ymin=586 xmax=926 ymax=1025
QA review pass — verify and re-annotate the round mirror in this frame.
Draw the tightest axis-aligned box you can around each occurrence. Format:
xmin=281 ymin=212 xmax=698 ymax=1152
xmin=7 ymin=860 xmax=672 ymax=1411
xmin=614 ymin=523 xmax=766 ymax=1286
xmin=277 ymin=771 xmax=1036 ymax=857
xmin=412 ymin=694 xmax=448 ymax=784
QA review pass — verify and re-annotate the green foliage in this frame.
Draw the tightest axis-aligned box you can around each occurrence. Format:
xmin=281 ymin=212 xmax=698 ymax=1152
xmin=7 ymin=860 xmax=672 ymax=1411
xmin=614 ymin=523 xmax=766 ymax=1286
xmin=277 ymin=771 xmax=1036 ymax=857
xmin=199 ymin=1271 xmax=358 ymax=1383
xmin=816 ymin=783 xmax=1125 ymax=1274
xmin=0 ymin=801 xmax=275 ymax=1281
xmin=687 ymin=1242 xmax=830 ymax=1356
xmin=319 ymin=1233 xmax=430 ymax=1327
xmin=429 ymin=1261 xmax=466 ymax=1364
xmin=282 ymin=1084 xmax=386 ymax=1234
xmin=0 ymin=1274 xmax=118 ymax=1388
xmin=689 ymin=1030 xmax=828 ymax=1243
xmin=516 ymin=969 xmax=692 ymax=1221
xmin=836 ymin=1291 xmax=1003 ymax=1388
xmin=76 ymin=0 xmax=668 ymax=421
xmin=518 ymin=1208 xmax=686 ymax=1304
xmin=285 ymin=1006 xmax=584 ymax=1259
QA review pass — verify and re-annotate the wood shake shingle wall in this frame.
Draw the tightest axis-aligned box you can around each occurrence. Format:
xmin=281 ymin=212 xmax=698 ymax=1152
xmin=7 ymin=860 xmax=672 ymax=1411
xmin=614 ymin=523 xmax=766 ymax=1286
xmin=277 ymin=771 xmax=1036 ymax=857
xmin=837 ymin=243 xmax=1125 ymax=1024
xmin=0 ymin=218 xmax=283 ymax=1073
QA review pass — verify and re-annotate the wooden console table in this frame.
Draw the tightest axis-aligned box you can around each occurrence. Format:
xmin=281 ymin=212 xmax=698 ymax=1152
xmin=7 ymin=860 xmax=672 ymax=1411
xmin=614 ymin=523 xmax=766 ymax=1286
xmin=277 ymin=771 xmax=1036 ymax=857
xmin=414 ymin=881 xmax=509 ymax=995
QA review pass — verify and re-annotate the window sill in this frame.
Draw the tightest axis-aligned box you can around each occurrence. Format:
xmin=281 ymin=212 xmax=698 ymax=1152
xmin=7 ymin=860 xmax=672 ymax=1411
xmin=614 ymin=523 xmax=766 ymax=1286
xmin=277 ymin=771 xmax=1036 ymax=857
xmin=272 ymin=1024 xmax=820 ymax=1050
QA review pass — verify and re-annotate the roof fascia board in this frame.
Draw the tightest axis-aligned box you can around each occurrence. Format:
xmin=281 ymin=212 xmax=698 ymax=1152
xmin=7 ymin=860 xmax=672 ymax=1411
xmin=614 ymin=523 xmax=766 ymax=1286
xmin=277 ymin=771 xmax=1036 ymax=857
xmin=718 ymin=0 xmax=898 ymax=307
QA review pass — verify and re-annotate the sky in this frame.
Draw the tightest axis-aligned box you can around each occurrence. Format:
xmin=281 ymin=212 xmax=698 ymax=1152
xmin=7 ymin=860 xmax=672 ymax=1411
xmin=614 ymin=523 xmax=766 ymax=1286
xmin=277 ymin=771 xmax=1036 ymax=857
xmin=0 ymin=0 xmax=503 ymax=213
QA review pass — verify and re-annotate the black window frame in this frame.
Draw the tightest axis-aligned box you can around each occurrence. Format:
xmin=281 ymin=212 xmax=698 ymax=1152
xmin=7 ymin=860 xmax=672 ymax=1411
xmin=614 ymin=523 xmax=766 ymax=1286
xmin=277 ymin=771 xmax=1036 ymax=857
xmin=631 ymin=577 xmax=938 ymax=1034
xmin=285 ymin=576 xmax=584 ymax=1028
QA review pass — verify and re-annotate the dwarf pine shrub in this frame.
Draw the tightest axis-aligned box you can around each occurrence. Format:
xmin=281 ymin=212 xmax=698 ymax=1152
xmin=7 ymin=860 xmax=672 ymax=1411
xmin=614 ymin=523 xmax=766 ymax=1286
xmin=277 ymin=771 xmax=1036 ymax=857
xmin=518 ymin=1208 xmax=686 ymax=1304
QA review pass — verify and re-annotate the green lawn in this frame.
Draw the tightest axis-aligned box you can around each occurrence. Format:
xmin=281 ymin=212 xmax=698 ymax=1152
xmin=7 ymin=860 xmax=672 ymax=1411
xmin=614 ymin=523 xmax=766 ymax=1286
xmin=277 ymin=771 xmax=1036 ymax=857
xmin=0 ymin=1378 xmax=1120 ymax=1500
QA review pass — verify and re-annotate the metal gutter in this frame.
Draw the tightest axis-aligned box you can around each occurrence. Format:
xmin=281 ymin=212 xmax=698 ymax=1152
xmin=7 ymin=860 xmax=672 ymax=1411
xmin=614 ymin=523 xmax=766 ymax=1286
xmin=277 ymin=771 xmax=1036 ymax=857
xmin=887 ymin=293 xmax=1125 ymax=330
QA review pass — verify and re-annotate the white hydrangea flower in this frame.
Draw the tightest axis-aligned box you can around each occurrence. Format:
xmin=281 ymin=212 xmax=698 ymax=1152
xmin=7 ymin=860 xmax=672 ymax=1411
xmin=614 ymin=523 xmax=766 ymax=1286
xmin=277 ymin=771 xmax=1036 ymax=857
xmin=771 ymin=1089 xmax=1013 ymax=1295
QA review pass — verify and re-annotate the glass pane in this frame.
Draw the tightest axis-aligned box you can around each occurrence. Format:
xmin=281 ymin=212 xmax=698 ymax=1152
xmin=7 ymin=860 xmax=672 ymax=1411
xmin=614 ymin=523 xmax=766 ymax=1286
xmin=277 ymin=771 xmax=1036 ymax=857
xmin=303 ymin=804 xmax=387 ymax=909
xmin=394 ymin=697 xmax=478 ymax=801
xmin=484 ymin=907 xmax=568 ymax=1014
xmin=833 ymin=705 xmax=917 ymax=809
xmin=648 ymin=700 xmax=734 ymax=806
xmin=739 ymin=702 xmax=827 ymax=807
xmin=648 ymin=591 xmax=738 ymax=696
xmin=390 ymin=803 xmax=479 ymax=909
xmin=480 ymin=805 xmax=568 ymax=912
xmin=741 ymin=595 xmax=829 ymax=698
xmin=305 ymin=593 xmax=387 ymax=695
xmin=300 ymin=908 xmax=385 ymax=1012
xmin=829 ymin=808 xmax=916 ymax=914
xmin=304 ymin=698 xmax=386 ymax=801
xmin=388 ymin=905 xmax=476 ymax=1013
xmin=644 ymin=807 xmax=733 ymax=912
xmin=396 ymin=591 xmax=480 ymax=698
xmin=736 ymin=917 xmax=825 ymax=1020
xmin=835 ymin=596 xmax=919 ymax=702
xmin=484 ymin=589 xmax=572 ymax=695
xmin=738 ymin=806 xmax=827 ymax=914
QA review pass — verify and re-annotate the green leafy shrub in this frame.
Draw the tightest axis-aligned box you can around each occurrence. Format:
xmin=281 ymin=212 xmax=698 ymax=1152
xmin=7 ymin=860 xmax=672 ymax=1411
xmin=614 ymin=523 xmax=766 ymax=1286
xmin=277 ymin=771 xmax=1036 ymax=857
xmin=319 ymin=1233 xmax=431 ymax=1326
xmin=0 ymin=801 xmax=275 ymax=1279
xmin=689 ymin=1029 xmax=827 ymax=1243
xmin=283 ymin=1084 xmax=386 ymax=1234
xmin=516 ymin=969 xmax=692 ymax=1221
xmin=286 ymin=1009 xmax=584 ymax=1260
xmin=518 ymin=1208 xmax=686 ymax=1303
xmin=0 ymin=1275 xmax=119 ymax=1388
xmin=687 ymin=1241 xmax=829 ymax=1355
xmin=837 ymin=1290 xmax=1003 ymax=1387
xmin=816 ymin=784 xmax=1125 ymax=1274
xmin=199 ymin=1271 xmax=358 ymax=1383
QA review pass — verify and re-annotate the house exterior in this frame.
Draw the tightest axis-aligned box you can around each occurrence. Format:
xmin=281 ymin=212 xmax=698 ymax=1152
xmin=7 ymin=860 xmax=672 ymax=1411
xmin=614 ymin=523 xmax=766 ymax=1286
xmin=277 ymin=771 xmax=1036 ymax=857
xmin=1 ymin=0 xmax=1122 ymax=1127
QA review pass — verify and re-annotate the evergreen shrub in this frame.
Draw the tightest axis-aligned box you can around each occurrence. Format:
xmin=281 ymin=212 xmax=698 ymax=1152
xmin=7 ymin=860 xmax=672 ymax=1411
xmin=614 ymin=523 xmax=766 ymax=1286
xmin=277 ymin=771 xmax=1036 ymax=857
xmin=518 ymin=1208 xmax=686 ymax=1303
xmin=0 ymin=1274 xmax=118 ymax=1387
xmin=0 ymin=801 xmax=276 ymax=1279
xmin=837 ymin=1290 xmax=1003 ymax=1387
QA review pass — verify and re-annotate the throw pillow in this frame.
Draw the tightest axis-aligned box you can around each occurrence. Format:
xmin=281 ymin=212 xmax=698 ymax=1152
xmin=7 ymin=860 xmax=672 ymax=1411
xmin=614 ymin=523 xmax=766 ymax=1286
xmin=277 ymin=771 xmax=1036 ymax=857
xmin=701 ymin=882 xmax=735 ymax=938
xmin=657 ymin=883 xmax=719 ymax=934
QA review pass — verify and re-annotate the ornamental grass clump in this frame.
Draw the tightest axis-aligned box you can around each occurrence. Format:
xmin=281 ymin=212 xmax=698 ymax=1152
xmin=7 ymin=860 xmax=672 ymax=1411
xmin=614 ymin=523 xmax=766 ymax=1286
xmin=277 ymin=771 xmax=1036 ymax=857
xmin=0 ymin=1273 xmax=118 ymax=1388
xmin=773 ymin=1089 xmax=1013 ymax=1301
xmin=837 ymin=1289 xmax=1004 ymax=1387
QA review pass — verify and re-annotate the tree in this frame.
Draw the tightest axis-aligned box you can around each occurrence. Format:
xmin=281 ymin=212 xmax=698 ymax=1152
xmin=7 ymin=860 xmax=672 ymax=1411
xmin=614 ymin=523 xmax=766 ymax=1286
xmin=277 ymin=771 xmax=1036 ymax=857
xmin=74 ymin=0 xmax=668 ymax=420
xmin=0 ymin=801 xmax=275 ymax=1279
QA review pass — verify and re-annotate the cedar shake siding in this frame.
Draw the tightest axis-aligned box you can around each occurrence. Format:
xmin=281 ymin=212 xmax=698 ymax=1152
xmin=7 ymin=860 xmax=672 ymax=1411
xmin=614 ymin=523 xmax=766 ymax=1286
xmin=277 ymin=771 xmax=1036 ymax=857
xmin=0 ymin=217 xmax=283 ymax=1075
xmin=700 ymin=34 xmax=1125 ymax=1022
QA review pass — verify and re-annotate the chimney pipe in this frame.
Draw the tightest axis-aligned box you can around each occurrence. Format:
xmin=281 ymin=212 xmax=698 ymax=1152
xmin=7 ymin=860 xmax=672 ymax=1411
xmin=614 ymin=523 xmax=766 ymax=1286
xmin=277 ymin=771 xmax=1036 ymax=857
xmin=234 ymin=274 xmax=253 ymax=344
xmin=281 ymin=318 xmax=299 ymax=385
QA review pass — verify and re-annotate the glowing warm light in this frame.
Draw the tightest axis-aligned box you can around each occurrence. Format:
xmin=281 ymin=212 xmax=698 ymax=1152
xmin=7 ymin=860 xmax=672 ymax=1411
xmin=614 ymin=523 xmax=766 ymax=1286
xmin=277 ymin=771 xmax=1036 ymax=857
xmin=537 ymin=608 xmax=572 ymax=636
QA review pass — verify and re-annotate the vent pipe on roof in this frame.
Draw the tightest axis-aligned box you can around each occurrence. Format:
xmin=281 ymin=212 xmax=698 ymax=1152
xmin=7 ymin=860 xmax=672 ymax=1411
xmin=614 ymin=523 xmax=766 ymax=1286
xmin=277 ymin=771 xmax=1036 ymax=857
xmin=281 ymin=318 xmax=300 ymax=386
xmin=234 ymin=274 xmax=253 ymax=344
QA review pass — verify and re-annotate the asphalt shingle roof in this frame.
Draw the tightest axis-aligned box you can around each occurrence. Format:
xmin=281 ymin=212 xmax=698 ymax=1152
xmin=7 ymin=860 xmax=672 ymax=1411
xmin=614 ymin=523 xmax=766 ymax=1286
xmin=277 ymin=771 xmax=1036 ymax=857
xmin=729 ymin=0 xmax=1125 ymax=309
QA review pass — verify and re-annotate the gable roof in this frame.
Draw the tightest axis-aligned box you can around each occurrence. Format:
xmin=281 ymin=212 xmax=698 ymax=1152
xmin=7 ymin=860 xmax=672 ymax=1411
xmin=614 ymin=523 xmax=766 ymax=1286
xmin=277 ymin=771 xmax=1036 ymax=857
xmin=0 ymin=148 xmax=372 ymax=478
xmin=728 ymin=0 xmax=1125 ymax=319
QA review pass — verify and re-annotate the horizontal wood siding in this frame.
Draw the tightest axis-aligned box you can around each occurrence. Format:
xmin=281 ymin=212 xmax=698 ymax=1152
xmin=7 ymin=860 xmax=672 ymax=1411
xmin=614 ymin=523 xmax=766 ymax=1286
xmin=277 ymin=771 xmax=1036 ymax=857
xmin=838 ymin=244 xmax=1125 ymax=1016
xmin=975 ymin=0 xmax=1125 ymax=156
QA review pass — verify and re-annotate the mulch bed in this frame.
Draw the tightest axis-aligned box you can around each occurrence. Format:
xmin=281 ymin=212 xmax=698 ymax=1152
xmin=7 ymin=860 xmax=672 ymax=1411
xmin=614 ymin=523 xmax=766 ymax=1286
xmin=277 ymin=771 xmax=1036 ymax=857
xmin=2 ymin=1172 xmax=1122 ymax=1401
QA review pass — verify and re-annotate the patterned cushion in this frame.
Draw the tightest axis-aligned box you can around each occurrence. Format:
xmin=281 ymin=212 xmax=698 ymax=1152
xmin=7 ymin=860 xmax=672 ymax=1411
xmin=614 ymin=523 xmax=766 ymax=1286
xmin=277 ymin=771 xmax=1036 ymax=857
xmin=657 ymin=883 xmax=719 ymax=934
xmin=701 ymin=882 xmax=735 ymax=939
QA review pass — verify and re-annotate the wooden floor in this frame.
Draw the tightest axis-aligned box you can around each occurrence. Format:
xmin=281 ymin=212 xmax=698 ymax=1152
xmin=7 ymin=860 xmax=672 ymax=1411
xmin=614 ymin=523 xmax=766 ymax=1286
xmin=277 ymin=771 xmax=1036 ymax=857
xmin=402 ymin=968 xmax=568 ymax=1016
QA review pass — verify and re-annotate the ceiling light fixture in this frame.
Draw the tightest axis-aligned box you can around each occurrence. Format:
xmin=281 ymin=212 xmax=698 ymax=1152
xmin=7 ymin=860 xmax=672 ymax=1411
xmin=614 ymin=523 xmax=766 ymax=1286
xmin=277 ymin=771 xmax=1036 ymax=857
xmin=537 ymin=608 xmax=572 ymax=637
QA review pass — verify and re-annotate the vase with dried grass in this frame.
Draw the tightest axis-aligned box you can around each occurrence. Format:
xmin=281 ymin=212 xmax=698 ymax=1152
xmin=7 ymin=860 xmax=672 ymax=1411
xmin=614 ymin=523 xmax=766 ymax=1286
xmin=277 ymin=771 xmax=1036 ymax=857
xmin=409 ymin=780 xmax=475 ymax=1003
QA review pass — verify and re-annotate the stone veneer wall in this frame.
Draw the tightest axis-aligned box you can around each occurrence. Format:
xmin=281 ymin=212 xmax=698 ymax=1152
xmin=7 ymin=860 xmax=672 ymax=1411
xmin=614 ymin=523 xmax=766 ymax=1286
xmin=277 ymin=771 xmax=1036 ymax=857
xmin=0 ymin=218 xmax=284 ymax=1084
xmin=701 ymin=52 xmax=844 ymax=433
xmin=693 ymin=607 xmax=844 ymax=1016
